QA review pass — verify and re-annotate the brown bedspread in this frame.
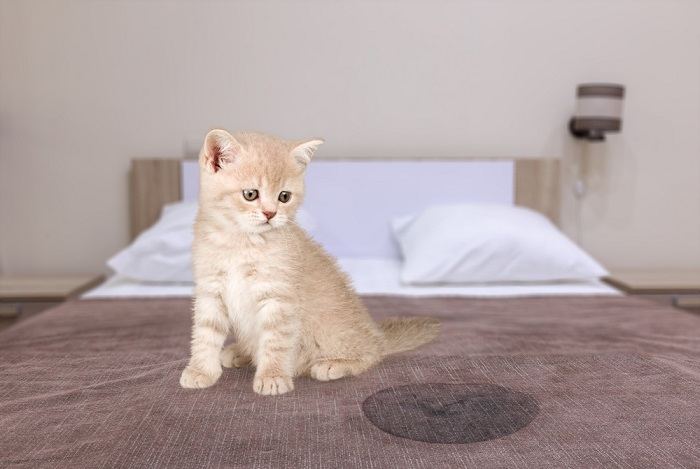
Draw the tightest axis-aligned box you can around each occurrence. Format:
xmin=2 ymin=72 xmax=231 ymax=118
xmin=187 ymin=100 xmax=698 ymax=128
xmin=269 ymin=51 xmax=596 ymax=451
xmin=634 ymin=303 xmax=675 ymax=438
xmin=1 ymin=296 xmax=699 ymax=468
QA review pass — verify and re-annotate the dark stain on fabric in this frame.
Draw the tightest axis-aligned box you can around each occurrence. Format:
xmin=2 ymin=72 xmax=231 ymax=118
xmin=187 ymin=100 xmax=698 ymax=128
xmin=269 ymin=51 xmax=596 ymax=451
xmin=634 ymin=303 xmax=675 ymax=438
xmin=362 ymin=383 xmax=539 ymax=444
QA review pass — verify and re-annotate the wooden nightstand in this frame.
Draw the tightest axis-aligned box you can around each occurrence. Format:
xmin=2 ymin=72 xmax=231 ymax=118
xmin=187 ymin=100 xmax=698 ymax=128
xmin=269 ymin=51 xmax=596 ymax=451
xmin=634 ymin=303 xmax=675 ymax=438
xmin=604 ymin=270 xmax=700 ymax=313
xmin=0 ymin=275 xmax=103 ymax=330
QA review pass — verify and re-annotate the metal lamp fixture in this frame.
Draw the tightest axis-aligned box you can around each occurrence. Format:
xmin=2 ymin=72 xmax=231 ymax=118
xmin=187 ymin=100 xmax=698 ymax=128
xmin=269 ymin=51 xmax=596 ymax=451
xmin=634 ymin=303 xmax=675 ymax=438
xmin=569 ymin=83 xmax=625 ymax=141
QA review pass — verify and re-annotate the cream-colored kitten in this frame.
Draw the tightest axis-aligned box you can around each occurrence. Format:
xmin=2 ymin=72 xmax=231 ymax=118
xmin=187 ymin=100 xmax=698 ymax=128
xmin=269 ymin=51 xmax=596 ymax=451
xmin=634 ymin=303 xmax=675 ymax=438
xmin=180 ymin=129 xmax=439 ymax=395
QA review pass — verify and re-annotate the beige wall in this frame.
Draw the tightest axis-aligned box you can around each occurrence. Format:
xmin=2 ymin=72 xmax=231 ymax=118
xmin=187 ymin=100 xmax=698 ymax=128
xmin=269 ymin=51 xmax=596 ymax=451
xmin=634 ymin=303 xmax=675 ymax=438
xmin=1 ymin=0 xmax=699 ymax=275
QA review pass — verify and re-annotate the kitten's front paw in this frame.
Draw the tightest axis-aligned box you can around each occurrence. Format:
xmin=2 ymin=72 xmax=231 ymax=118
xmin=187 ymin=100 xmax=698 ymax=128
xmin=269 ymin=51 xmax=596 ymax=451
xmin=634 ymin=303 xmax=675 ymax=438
xmin=180 ymin=365 xmax=222 ymax=389
xmin=253 ymin=375 xmax=294 ymax=396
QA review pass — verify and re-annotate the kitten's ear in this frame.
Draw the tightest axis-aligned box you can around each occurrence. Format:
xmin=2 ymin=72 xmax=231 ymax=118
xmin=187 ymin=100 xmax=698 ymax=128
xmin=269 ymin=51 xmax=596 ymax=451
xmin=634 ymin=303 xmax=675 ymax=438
xmin=291 ymin=139 xmax=324 ymax=167
xmin=201 ymin=129 xmax=241 ymax=173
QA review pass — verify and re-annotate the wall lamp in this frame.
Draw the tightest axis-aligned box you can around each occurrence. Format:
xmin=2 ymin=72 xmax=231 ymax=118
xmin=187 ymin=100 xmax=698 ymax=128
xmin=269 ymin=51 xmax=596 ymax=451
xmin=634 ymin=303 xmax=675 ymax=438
xmin=569 ymin=83 xmax=625 ymax=141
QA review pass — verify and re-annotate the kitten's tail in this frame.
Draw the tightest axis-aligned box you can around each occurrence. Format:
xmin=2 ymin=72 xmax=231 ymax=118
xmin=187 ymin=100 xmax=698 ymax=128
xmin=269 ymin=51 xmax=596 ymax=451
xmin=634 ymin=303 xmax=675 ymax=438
xmin=379 ymin=317 xmax=440 ymax=356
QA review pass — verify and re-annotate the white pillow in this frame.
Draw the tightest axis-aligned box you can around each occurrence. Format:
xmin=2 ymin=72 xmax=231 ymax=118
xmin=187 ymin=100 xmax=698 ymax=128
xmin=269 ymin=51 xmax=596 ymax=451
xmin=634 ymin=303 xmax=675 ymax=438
xmin=108 ymin=201 xmax=316 ymax=283
xmin=108 ymin=201 xmax=197 ymax=282
xmin=393 ymin=204 xmax=608 ymax=284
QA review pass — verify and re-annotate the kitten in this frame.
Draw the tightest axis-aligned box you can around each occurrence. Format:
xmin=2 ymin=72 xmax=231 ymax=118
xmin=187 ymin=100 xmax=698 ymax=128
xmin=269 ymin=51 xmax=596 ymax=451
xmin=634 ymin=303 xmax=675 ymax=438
xmin=180 ymin=129 xmax=439 ymax=395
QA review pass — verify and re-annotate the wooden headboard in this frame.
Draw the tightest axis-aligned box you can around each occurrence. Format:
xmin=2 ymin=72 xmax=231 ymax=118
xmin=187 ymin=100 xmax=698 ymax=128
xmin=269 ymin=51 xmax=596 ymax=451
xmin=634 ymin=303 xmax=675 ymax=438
xmin=129 ymin=158 xmax=560 ymax=241
xmin=129 ymin=159 xmax=182 ymax=239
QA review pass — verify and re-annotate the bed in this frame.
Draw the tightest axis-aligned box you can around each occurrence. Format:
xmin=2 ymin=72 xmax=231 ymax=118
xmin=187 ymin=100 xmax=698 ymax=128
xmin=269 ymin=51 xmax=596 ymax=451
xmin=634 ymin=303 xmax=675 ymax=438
xmin=1 ymin=157 xmax=698 ymax=468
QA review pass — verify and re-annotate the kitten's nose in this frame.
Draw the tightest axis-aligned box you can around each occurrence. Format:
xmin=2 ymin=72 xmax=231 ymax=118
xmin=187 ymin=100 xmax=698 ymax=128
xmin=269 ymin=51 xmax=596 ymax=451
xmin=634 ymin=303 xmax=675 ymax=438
xmin=263 ymin=211 xmax=276 ymax=220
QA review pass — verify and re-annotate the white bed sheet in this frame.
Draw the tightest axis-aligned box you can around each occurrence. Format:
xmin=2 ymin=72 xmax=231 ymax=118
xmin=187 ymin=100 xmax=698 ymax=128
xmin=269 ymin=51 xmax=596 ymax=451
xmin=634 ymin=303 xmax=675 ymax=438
xmin=83 ymin=258 xmax=619 ymax=299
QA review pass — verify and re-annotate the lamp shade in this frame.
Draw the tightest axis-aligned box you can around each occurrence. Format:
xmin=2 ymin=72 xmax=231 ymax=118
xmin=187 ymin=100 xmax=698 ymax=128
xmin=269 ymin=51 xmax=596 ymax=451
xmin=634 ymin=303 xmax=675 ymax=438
xmin=570 ymin=83 xmax=625 ymax=140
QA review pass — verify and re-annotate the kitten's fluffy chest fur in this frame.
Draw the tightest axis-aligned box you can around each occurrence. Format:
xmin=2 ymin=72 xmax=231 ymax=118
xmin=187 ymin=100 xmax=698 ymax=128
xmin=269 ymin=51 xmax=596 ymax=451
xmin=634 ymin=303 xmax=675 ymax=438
xmin=194 ymin=224 xmax=300 ymax=357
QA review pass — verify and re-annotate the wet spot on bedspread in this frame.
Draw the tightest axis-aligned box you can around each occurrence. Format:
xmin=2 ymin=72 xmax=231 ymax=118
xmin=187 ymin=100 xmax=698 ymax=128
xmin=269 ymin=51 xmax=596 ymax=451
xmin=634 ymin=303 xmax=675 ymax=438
xmin=362 ymin=383 xmax=539 ymax=444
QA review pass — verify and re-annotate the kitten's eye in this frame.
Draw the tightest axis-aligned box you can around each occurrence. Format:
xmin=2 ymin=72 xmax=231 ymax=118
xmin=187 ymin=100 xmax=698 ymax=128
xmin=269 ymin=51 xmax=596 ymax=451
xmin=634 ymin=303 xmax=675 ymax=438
xmin=242 ymin=189 xmax=259 ymax=201
xmin=278 ymin=191 xmax=292 ymax=203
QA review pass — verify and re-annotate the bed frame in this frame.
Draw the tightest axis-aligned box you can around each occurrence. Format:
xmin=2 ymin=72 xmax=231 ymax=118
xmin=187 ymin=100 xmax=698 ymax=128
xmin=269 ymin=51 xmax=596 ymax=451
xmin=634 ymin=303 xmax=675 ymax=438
xmin=129 ymin=157 xmax=561 ymax=252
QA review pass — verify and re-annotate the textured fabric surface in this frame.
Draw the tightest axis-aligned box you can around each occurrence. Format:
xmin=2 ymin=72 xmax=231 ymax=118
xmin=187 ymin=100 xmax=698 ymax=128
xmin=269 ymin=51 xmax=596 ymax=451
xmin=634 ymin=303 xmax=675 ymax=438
xmin=0 ymin=296 xmax=699 ymax=468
